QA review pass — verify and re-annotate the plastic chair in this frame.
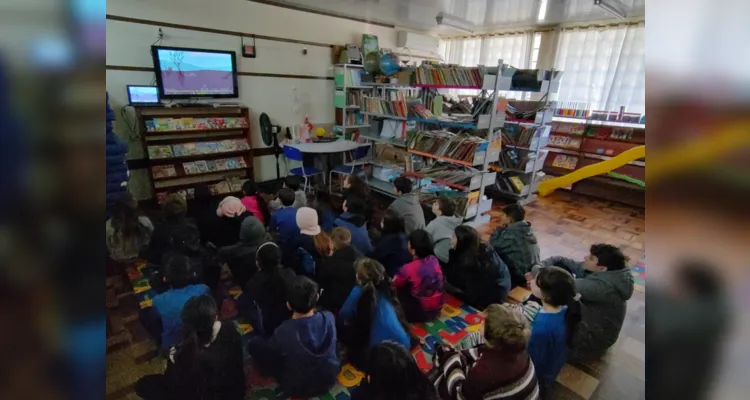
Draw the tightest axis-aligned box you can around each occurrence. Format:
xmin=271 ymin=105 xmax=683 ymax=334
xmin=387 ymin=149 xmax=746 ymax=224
xmin=329 ymin=144 xmax=371 ymax=193
xmin=283 ymin=145 xmax=322 ymax=193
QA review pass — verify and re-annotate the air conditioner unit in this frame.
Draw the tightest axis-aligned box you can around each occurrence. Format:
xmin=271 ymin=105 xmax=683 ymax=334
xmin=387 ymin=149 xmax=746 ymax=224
xmin=397 ymin=31 xmax=440 ymax=55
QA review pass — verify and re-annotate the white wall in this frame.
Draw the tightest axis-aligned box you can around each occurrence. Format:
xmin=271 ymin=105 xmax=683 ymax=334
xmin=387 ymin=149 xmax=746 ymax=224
xmin=106 ymin=0 xmax=435 ymax=199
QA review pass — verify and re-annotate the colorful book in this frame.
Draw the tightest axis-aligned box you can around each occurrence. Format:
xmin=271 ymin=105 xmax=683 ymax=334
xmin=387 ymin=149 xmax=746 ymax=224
xmin=214 ymin=159 xmax=229 ymax=171
xmin=194 ymin=160 xmax=209 ymax=173
xmin=183 ymin=162 xmax=199 ymax=174
xmin=217 ymin=140 xmax=237 ymax=152
xmin=234 ymin=139 xmax=250 ymax=150
xmin=196 ymin=142 xmax=219 ymax=154
xmin=509 ymin=176 xmax=524 ymax=193
xmin=172 ymin=144 xmax=186 ymax=157
xmin=151 ymin=165 xmax=177 ymax=179
xmin=173 ymin=119 xmax=185 ymax=130
xmin=195 ymin=118 xmax=209 ymax=130
xmin=145 ymin=120 xmax=156 ymax=132
xmin=226 ymin=158 xmax=239 ymax=170
xmin=206 ymin=160 xmax=218 ymax=172
xmin=213 ymin=181 xmax=231 ymax=194
xmin=147 ymin=145 xmax=174 ymax=159
xmin=235 ymin=157 xmax=247 ymax=168
xmin=182 ymin=143 xmax=199 ymax=156
xmin=181 ymin=118 xmax=196 ymax=130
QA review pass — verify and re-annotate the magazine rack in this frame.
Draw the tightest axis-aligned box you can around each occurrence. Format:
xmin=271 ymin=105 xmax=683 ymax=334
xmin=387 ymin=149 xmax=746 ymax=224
xmin=136 ymin=106 xmax=253 ymax=203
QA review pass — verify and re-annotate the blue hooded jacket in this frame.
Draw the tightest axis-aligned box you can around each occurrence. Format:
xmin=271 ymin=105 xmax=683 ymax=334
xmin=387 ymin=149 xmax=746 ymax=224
xmin=334 ymin=212 xmax=373 ymax=255
xmin=268 ymin=311 xmax=340 ymax=397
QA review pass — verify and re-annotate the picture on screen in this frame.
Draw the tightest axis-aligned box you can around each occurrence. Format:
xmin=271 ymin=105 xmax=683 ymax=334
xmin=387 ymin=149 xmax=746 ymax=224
xmin=129 ymin=86 xmax=159 ymax=103
xmin=155 ymin=48 xmax=237 ymax=96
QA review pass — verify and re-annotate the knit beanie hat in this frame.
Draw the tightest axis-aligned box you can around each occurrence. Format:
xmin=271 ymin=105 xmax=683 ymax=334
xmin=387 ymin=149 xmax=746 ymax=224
xmin=296 ymin=207 xmax=321 ymax=236
xmin=217 ymin=196 xmax=246 ymax=217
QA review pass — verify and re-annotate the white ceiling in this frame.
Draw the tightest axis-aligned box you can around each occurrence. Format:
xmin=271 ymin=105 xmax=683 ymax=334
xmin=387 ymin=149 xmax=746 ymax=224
xmin=265 ymin=0 xmax=646 ymax=35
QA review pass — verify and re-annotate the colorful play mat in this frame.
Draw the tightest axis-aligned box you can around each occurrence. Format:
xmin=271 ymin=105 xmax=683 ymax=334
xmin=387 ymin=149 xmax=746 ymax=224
xmin=126 ymin=261 xmax=485 ymax=399
xmin=632 ymin=259 xmax=646 ymax=292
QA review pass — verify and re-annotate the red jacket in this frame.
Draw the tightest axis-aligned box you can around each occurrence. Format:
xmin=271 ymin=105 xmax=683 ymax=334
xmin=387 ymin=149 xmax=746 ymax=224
xmin=393 ymin=255 xmax=444 ymax=315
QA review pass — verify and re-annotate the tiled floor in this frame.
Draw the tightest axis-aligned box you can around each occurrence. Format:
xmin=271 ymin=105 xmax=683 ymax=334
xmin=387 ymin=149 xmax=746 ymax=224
xmin=105 ymin=191 xmax=645 ymax=400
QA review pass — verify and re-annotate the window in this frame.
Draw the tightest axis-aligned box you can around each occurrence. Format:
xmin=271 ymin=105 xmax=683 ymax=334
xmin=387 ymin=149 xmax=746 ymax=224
xmin=554 ymin=23 xmax=645 ymax=114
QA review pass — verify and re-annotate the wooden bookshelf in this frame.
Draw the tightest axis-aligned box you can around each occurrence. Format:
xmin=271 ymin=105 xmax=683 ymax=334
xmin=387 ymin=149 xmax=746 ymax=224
xmin=542 ymin=120 xmax=645 ymax=207
xmin=135 ymin=106 xmax=253 ymax=202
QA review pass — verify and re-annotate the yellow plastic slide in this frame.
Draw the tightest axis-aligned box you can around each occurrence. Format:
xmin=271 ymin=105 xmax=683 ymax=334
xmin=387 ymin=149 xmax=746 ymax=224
xmin=538 ymin=145 xmax=645 ymax=197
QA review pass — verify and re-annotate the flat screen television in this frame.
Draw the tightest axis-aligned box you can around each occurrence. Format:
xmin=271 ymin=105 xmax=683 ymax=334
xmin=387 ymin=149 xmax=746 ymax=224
xmin=151 ymin=45 xmax=239 ymax=99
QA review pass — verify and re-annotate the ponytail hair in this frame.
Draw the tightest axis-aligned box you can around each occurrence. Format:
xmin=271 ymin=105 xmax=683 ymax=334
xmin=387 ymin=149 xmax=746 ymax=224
xmin=173 ymin=295 xmax=218 ymax=371
xmin=354 ymin=258 xmax=411 ymax=346
xmin=535 ymin=266 xmax=581 ymax=348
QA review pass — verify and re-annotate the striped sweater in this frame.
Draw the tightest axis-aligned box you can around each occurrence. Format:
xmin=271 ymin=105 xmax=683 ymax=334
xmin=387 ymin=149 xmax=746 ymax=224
xmin=430 ymin=344 xmax=539 ymax=400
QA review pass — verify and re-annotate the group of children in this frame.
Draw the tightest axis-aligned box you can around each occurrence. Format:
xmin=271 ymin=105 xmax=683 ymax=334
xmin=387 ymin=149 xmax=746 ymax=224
xmin=106 ymin=173 xmax=634 ymax=399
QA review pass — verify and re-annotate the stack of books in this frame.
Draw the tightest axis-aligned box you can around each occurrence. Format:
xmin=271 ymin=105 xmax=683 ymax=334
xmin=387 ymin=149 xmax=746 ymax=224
xmin=501 ymin=125 xmax=543 ymax=147
xmin=335 ymin=67 xmax=365 ymax=87
xmin=407 ymin=131 xmax=485 ymax=163
xmin=147 ymin=138 xmax=250 ymax=159
xmin=417 ymin=163 xmax=478 ymax=188
xmin=364 ymin=96 xmax=408 ymax=117
xmin=145 ymin=117 xmax=248 ymax=132
xmin=414 ymin=64 xmax=484 ymax=87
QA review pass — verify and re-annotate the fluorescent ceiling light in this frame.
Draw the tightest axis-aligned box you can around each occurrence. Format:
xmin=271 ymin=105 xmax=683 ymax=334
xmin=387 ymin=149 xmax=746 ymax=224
xmin=538 ymin=0 xmax=548 ymax=21
xmin=594 ymin=0 xmax=627 ymax=19
xmin=436 ymin=11 xmax=476 ymax=33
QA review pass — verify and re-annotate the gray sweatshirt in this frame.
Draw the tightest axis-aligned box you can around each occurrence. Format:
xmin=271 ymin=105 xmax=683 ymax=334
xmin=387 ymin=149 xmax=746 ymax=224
xmin=387 ymin=193 xmax=425 ymax=235
xmin=424 ymin=215 xmax=463 ymax=263
xmin=541 ymin=257 xmax=635 ymax=359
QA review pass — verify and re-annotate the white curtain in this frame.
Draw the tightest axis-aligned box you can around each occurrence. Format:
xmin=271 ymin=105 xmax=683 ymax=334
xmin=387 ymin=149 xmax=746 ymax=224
xmin=439 ymin=33 xmax=532 ymax=98
xmin=440 ymin=33 xmax=532 ymax=69
xmin=554 ymin=23 xmax=646 ymax=114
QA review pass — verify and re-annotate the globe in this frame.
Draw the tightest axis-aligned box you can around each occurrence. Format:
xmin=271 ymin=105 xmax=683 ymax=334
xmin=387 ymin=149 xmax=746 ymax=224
xmin=379 ymin=52 xmax=401 ymax=76
xmin=363 ymin=52 xmax=381 ymax=74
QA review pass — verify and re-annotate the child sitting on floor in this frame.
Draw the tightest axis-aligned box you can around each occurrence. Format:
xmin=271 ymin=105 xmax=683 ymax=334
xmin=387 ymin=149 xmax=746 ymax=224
xmin=294 ymin=207 xmax=332 ymax=275
xmin=135 ymin=295 xmax=245 ymax=400
xmin=352 ymin=342 xmax=438 ymax=400
xmin=242 ymin=242 xmax=296 ymax=336
xmin=148 ymin=252 xmax=211 ymax=352
xmin=269 ymin=176 xmax=307 ymax=212
xmin=339 ymin=258 xmax=412 ymax=368
xmin=424 ymin=196 xmax=462 ymax=265
xmin=490 ymin=203 xmax=541 ymax=287
xmin=527 ymin=266 xmax=582 ymax=396
xmin=240 ymin=179 xmax=271 ymax=226
xmin=247 ymin=276 xmax=340 ymax=398
xmin=430 ymin=304 xmax=539 ymax=400
xmin=268 ymin=188 xmax=300 ymax=254
xmin=541 ymin=244 xmax=634 ymax=361
xmin=371 ymin=209 xmax=412 ymax=277
xmin=393 ymin=229 xmax=445 ymax=322
xmin=334 ymin=195 xmax=373 ymax=255
xmin=106 ymin=192 xmax=154 ymax=261
xmin=317 ymin=227 xmax=358 ymax=314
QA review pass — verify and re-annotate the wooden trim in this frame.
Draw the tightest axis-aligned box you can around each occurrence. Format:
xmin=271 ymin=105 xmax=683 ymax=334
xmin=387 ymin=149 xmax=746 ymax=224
xmin=106 ymin=65 xmax=333 ymax=81
xmin=106 ymin=14 xmax=333 ymax=48
xmin=246 ymin=0 xmax=395 ymax=29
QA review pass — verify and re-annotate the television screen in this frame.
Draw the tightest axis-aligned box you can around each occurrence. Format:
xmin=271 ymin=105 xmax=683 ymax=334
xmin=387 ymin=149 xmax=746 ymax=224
xmin=127 ymin=85 xmax=159 ymax=104
xmin=152 ymin=46 xmax=238 ymax=98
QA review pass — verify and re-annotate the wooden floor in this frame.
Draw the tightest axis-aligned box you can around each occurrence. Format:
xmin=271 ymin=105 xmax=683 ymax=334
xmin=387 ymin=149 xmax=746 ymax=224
xmin=105 ymin=191 xmax=645 ymax=400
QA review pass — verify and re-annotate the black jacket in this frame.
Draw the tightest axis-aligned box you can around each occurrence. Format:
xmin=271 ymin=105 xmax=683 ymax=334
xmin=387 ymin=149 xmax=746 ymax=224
xmin=316 ymin=245 xmax=358 ymax=313
xmin=445 ymin=244 xmax=512 ymax=310
xmin=372 ymin=233 xmax=412 ymax=277
xmin=145 ymin=217 xmax=198 ymax=265
xmin=218 ymin=216 xmax=272 ymax=288
xmin=163 ymin=322 xmax=245 ymax=400
xmin=245 ymin=267 xmax=296 ymax=336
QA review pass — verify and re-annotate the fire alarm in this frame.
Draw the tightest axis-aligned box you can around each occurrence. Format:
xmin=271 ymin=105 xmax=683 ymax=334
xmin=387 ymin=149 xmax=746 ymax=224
xmin=241 ymin=35 xmax=256 ymax=58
